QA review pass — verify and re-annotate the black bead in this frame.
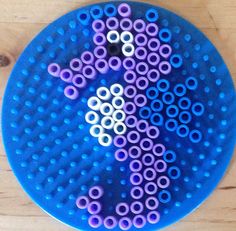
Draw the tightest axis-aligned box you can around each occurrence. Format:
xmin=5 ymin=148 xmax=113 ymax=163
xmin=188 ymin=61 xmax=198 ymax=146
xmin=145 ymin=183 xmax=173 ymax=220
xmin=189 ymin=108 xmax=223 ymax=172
xmin=107 ymin=43 xmax=122 ymax=56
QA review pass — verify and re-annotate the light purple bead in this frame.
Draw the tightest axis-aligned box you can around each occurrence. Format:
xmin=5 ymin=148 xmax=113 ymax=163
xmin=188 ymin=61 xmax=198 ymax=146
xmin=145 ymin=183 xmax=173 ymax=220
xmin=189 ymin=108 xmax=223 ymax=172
xmin=72 ymin=74 xmax=87 ymax=88
xmin=94 ymin=46 xmax=107 ymax=59
xmin=81 ymin=51 xmax=94 ymax=65
xmin=76 ymin=196 xmax=89 ymax=209
xmin=95 ymin=59 xmax=109 ymax=74
xmin=88 ymin=215 xmax=103 ymax=228
xmin=104 ymin=216 xmax=117 ymax=229
xmin=142 ymin=153 xmax=155 ymax=167
xmin=134 ymin=94 xmax=147 ymax=107
xmin=123 ymin=102 xmax=137 ymax=115
xmin=92 ymin=19 xmax=105 ymax=32
xmin=64 ymin=85 xmax=79 ymax=100
xmin=130 ymin=201 xmax=144 ymax=214
xmin=128 ymin=146 xmax=142 ymax=159
xmin=88 ymin=201 xmax=102 ymax=215
xmin=137 ymin=120 xmax=149 ymax=133
xmin=154 ymin=160 xmax=167 ymax=173
xmin=135 ymin=34 xmax=148 ymax=46
xmin=157 ymin=176 xmax=170 ymax=189
xmin=118 ymin=3 xmax=131 ymax=18
xmin=106 ymin=17 xmax=119 ymax=30
xmin=119 ymin=217 xmax=132 ymax=231
xmin=133 ymin=19 xmax=146 ymax=33
xmin=116 ymin=202 xmax=129 ymax=216
xmin=123 ymin=57 xmax=136 ymax=70
xmin=129 ymin=160 xmax=143 ymax=172
xmin=148 ymin=38 xmax=161 ymax=52
xmin=147 ymin=126 xmax=160 ymax=139
xmin=130 ymin=186 xmax=144 ymax=200
xmin=125 ymin=115 xmax=137 ymax=128
xmin=93 ymin=32 xmax=106 ymax=46
xmin=147 ymin=69 xmax=160 ymax=82
xmin=145 ymin=197 xmax=159 ymax=210
xmin=143 ymin=168 xmax=157 ymax=181
xmin=89 ymin=186 xmax=104 ymax=199
xmin=130 ymin=173 xmax=143 ymax=185
xmin=70 ymin=58 xmax=83 ymax=72
xmin=153 ymin=143 xmax=166 ymax=156
xmin=124 ymin=70 xmax=137 ymax=84
xmin=133 ymin=215 xmax=146 ymax=229
xmin=144 ymin=182 xmax=158 ymax=195
xmin=114 ymin=135 xmax=127 ymax=148
xmin=60 ymin=69 xmax=73 ymax=82
xmin=48 ymin=63 xmax=60 ymax=77
xmin=120 ymin=18 xmax=133 ymax=31
xmin=115 ymin=149 xmax=128 ymax=162
xmin=159 ymin=44 xmax=172 ymax=58
xmin=159 ymin=61 xmax=172 ymax=75
xmin=146 ymin=23 xmax=159 ymax=36
xmin=135 ymin=47 xmax=147 ymax=60
xmin=136 ymin=62 xmax=149 ymax=75
xmin=147 ymin=211 xmax=160 ymax=224
xmin=127 ymin=130 xmax=140 ymax=143
xmin=82 ymin=65 xmax=97 ymax=79
xmin=140 ymin=138 xmax=154 ymax=151
xmin=147 ymin=52 xmax=160 ymax=66
xmin=109 ymin=56 xmax=122 ymax=71
xmin=136 ymin=77 xmax=149 ymax=90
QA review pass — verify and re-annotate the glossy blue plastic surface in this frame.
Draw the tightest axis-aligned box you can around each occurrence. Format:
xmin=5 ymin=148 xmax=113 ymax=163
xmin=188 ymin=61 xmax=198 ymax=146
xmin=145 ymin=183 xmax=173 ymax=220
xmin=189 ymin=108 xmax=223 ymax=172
xmin=2 ymin=1 xmax=236 ymax=231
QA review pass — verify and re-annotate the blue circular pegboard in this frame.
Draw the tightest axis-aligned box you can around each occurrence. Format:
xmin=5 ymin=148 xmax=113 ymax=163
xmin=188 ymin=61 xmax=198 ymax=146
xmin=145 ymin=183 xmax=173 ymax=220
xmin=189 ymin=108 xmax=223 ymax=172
xmin=2 ymin=1 xmax=236 ymax=231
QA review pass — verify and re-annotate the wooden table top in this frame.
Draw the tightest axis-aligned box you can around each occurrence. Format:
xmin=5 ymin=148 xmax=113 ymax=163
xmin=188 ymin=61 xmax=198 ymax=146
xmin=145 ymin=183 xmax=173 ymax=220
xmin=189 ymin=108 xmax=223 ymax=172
xmin=0 ymin=0 xmax=235 ymax=230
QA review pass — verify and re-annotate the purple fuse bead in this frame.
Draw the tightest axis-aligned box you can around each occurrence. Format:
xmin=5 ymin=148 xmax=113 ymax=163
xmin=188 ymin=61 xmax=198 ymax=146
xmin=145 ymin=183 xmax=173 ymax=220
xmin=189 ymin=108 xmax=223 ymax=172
xmin=145 ymin=197 xmax=159 ymax=210
xmin=104 ymin=216 xmax=117 ymax=229
xmin=123 ymin=57 xmax=136 ymax=70
xmin=133 ymin=215 xmax=146 ymax=229
xmin=147 ymin=126 xmax=160 ymax=139
xmin=93 ymin=32 xmax=106 ymax=46
xmin=131 ymin=186 xmax=144 ymax=200
xmin=88 ymin=201 xmax=102 ymax=215
xmin=76 ymin=196 xmax=89 ymax=209
xmin=133 ymin=19 xmax=146 ymax=33
xmin=154 ymin=160 xmax=167 ymax=173
xmin=123 ymin=102 xmax=137 ymax=115
xmin=124 ymin=70 xmax=137 ymax=84
xmin=116 ymin=202 xmax=129 ymax=216
xmin=119 ymin=217 xmax=132 ymax=231
xmin=130 ymin=173 xmax=143 ymax=185
xmin=146 ymin=23 xmax=159 ymax=37
xmin=82 ymin=65 xmax=97 ymax=79
xmin=120 ymin=18 xmax=133 ymax=31
xmin=94 ymin=46 xmax=107 ymax=59
xmin=106 ymin=17 xmax=119 ymax=30
xmin=130 ymin=201 xmax=144 ymax=214
xmin=148 ymin=38 xmax=161 ymax=52
xmin=115 ymin=149 xmax=128 ymax=162
xmin=147 ymin=211 xmax=160 ymax=224
xmin=118 ymin=3 xmax=131 ymax=18
xmin=88 ymin=215 xmax=103 ymax=228
xmin=136 ymin=77 xmax=149 ymax=90
xmin=144 ymin=182 xmax=158 ymax=195
xmin=135 ymin=47 xmax=147 ymax=60
xmin=128 ymin=146 xmax=142 ymax=159
xmin=81 ymin=51 xmax=94 ymax=65
xmin=135 ymin=34 xmax=148 ymax=46
xmin=95 ymin=59 xmax=109 ymax=74
xmin=159 ymin=61 xmax=172 ymax=75
xmin=157 ymin=176 xmax=170 ymax=189
xmin=137 ymin=120 xmax=149 ymax=133
xmin=72 ymin=74 xmax=87 ymax=88
xmin=127 ymin=130 xmax=140 ymax=144
xmin=147 ymin=69 xmax=160 ymax=82
xmin=109 ymin=56 xmax=122 ymax=71
xmin=60 ymin=69 xmax=73 ymax=82
xmin=114 ymin=135 xmax=127 ymax=148
xmin=136 ymin=62 xmax=149 ymax=75
xmin=143 ymin=168 xmax=157 ymax=181
xmin=129 ymin=160 xmax=143 ymax=172
xmin=142 ymin=153 xmax=155 ymax=167
xmin=64 ymin=85 xmax=79 ymax=100
xmin=140 ymin=138 xmax=154 ymax=151
xmin=70 ymin=58 xmax=83 ymax=72
xmin=92 ymin=19 xmax=106 ymax=32
xmin=89 ymin=186 xmax=104 ymax=199
xmin=153 ymin=143 xmax=166 ymax=156
xmin=48 ymin=63 xmax=60 ymax=77
xmin=147 ymin=52 xmax=160 ymax=66
xmin=125 ymin=115 xmax=138 ymax=128
xmin=134 ymin=94 xmax=147 ymax=107
xmin=159 ymin=44 xmax=172 ymax=58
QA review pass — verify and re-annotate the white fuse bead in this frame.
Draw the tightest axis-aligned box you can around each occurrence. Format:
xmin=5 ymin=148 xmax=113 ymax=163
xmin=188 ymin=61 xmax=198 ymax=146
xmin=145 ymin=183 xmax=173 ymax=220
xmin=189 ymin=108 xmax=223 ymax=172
xmin=100 ymin=102 xmax=114 ymax=116
xmin=110 ymin=84 xmax=124 ymax=96
xmin=85 ymin=111 xmax=100 ymax=124
xmin=122 ymin=43 xmax=135 ymax=57
xmin=87 ymin=96 xmax=102 ymax=111
xmin=112 ymin=110 xmax=126 ymax=122
xmin=101 ymin=116 xmax=115 ymax=130
xmin=98 ymin=133 xmax=113 ymax=146
xmin=90 ymin=124 xmax=104 ymax=137
xmin=107 ymin=30 xmax=120 ymax=44
xmin=96 ymin=87 xmax=111 ymax=100
xmin=120 ymin=31 xmax=134 ymax=44
xmin=112 ymin=96 xmax=125 ymax=109
xmin=114 ymin=122 xmax=127 ymax=135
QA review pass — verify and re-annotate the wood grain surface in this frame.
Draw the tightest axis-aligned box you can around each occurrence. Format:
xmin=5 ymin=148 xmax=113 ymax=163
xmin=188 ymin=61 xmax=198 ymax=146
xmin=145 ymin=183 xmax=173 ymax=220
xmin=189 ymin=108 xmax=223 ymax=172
xmin=0 ymin=0 xmax=236 ymax=230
